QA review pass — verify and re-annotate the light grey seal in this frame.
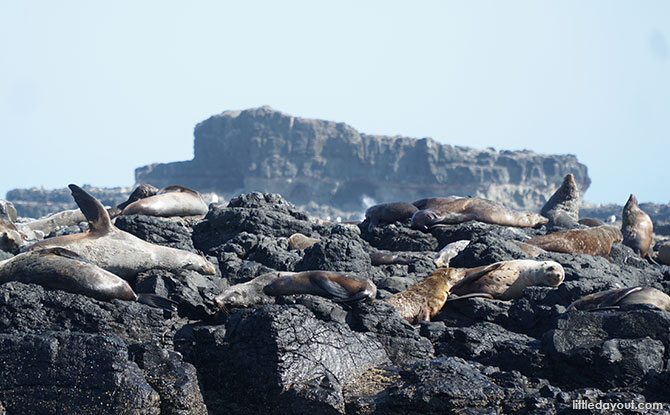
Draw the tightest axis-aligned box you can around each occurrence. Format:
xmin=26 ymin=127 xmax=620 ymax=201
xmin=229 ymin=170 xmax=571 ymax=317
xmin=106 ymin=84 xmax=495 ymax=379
xmin=540 ymin=173 xmax=581 ymax=229
xmin=120 ymin=185 xmax=208 ymax=217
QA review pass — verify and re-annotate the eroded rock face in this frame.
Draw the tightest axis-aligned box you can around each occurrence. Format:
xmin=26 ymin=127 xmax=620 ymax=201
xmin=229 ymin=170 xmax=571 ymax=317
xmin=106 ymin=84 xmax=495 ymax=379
xmin=134 ymin=106 xmax=590 ymax=211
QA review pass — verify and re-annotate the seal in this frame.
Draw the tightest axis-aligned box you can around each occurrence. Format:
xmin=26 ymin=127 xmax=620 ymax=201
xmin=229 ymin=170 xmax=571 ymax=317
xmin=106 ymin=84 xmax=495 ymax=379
xmin=263 ymin=270 xmax=377 ymax=302
xmin=120 ymin=185 xmax=208 ymax=217
xmin=658 ymin=241 xmax=670 ymax=265
xmin=621 ymin=194 xmax=654 ymax=260
xmin=117 ymin=184 xmax=159 ymax=211
xmin=449 ymin=260 xmax=565 ymax=300
xmin=566 ymin=287 xmax=670 ymax=312
xmin=0 ymin=218 xmax=24 ymax=253
xmin=540 ymin=173 xmax=581 ymax=229
xmin=578 ymin=218 xmax=605 ymax=227
xmin=0 ymin=247 xmax=175 ymax=310
xmin=383 ymin=267 xmax=467 ymax=324
xmin=412 ymin=196 xmax=462 ymax=210
xmin=28 ymin=184 xmax=216 ymax=280
xmin=525 ymin=225 xmax=623 ymax=258
xmin=15 ymin=208 xmax=87 ymax=242
xmin=410 ymin=197 xmax=548 ymax=230
xmin=364 ymin=202 xmax=418 ymax=231
xmin=433 ymin=240 xmax=470 ymax=267
xmin=214 ymin=271 xmax=296 ymax=309
xmin=287 ymin=233 xmax=320 ymax=250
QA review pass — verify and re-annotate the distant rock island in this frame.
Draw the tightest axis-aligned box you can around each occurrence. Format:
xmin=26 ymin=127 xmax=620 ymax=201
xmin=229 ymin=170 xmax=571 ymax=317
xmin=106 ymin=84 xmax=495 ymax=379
xmin=135 ymin=106 xmax=590 ymax=211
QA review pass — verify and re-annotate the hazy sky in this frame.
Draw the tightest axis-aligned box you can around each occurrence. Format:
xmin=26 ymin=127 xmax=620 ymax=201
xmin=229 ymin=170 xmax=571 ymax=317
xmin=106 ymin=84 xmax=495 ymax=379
xmin=1 ymin=1 xmax=668 ymax=205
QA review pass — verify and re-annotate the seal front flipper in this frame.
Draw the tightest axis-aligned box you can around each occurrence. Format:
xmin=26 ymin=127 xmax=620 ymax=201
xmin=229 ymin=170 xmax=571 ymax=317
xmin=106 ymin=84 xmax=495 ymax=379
xmin=136 ymin=293 xmax=178 ymax=312
xmin=68 ymin=184 xmax=113 ymax=234
xmin=445 ymin=293 xmax=495 ymax=302
xmin=449 ymin=262 xmax=505 ymax=292
xmin=311 ymin=273 xmax=352 ymax=300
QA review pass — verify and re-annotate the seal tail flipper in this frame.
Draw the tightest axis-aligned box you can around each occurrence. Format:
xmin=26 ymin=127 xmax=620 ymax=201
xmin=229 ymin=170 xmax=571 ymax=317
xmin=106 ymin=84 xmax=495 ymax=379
xmin=645 ymin=252 xmax=659 ymax=265
xmin=136 ymin=293 xmax=178 ymax=312
xmin=445 ymin=293 xmax=495 ymax=302
xmin=311 ymin=274 xmax=352 ymax=300
xmin=68 ymin=184 xmax=113 ymax=234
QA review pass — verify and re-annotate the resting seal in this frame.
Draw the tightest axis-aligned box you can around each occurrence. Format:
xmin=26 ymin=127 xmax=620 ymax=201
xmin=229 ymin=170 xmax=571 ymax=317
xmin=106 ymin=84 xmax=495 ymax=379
xmin=621 ymin=194 xmax=654 ymax=260
xmin=525 ymin=225 xmax=622 ymax=258
xmin=29 ymin=185 xmax=216 ymax=279
xmin=412 ymin=196 xmax=462 ymax=210
xmin=0 ymin=247 xmax=174 ymax=309
xmin=263 ymin=270 xmax=377 ymax=302
xmin=120 ymin=185 xmax=208 ymax=217
xmin=214 ymin=271 xmax=295 ymax=309
xmin=364 ymin=202 xmax=418 ymax=231
xmin=287 ymin=233 xmax=320 ymax=250
xmin=566 ymin=287 xmax=670 ymax=312
xmin=540 ymin=173 xmax=581 ymax=229
xmin=411 ymin=197 xmax=548 ymax=230
xmin=0 ymin=218 xmax=24 ymax=253
xmin=449 ymin=260 xmax=565 ymax=300
xmin=383 ymin=267 xmax=467 ymax=324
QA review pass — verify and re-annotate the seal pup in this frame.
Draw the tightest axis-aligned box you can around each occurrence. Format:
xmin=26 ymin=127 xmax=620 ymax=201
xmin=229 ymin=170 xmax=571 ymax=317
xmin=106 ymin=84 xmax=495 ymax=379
xmin=566 ymin=287 xmax=670 ymax=312
xmin=214 ymin=271 xmax=296 ymax=309
xmin=0 ymin=218 xmax=25 ymax=253
xmin=29 ymin=185 xmax=216 ymax=280
xmin=540 ymin=173 xmax=581 ymax=229
xmin=287 ymin=233 xmax=320 ymax=250
xmin=621 ymin=194 xmax=654 ymax=260
xmin=449 ymin=260 xmax=565 ymax=300
xmin=120 ymin=185 xmax=208 ymax=217
xmin=411 ymin=197 xmax=548 ymax=230
xmin=263 ymin=270 xmax=377 ymax=302
xmin=525 ymin=225 xmax=623 ymax=258
xmin=364 ymin=202 xmax=418 ymax=231
xmin=0 ymin=247 xmax=175 ymax=310
xmin=383 ymin=267 xmax=467 ymax=324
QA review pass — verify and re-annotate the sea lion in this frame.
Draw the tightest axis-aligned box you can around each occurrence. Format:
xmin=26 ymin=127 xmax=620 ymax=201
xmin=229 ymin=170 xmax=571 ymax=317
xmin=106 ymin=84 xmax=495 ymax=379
xmin=28 ymin=184 xmax=216 ymax=280
xmin=525 ymin=225 xmax=623 ymax=258
xmin=263 ymin=270 xmax=377 ymax=302
xmin=449 ymin=260 xmax=565 ymax=300
xmin=566 ymin=287 xmax=670 ymax=312
xmin=287 ymin=233 xmax=320 ymax=250
xmin=412 ymin=196 xmax=462 ymax=210
xmin=364 ymin=202 xmax=418 ymax=231
xmin=658 ymin=241 xmax=670 ymax=265
xmin=0 ymin=247 xmax=175 ymax=310
xmin=410 ymin=197 xmax=548 ymax=230
xmin=0 ymin=218 xmax=24 ymax=253
xmin=578 ymin=218 xmax=605 ymax=227
xmin=433 ymin=240 xmax=470 ymax=267
xmin=383 ymin=267 xmax=467 ymax=324
xmin=540 ymin=173 xmax=581 ymax=229
xmin=621 ymin=194 xmax=654 ymax=260
xmin=120 ymin=185 xmax=208 ymax=217
xmin=214 ymin=271 xmax=295 ymax=308
xmin=0 ymin=200 xmax=17 ymax=222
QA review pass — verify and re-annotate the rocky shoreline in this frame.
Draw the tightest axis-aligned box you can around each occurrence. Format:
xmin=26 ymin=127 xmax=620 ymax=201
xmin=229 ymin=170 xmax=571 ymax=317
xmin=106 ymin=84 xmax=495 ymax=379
xmin=0 ymin=190 xmax=669 ymax=414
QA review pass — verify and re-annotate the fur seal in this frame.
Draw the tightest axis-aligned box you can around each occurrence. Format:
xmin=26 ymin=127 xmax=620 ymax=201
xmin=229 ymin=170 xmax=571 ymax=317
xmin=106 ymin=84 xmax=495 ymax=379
xmin=28 ymin=184 xmax=216 ymax=279
xmin=364 ymin=202 xmax=418 ymax=231
xmin=383 ymin=267 xmax=467 ymax=324
xmin=0 ymin=247 xmax=175 ymax=309
xmin=120 ymin=185 xmax=208 ymax=217
xmin=540 ymin=173 xmax=581 ymax=229
xmin=449 ymin=260 xmax=565 ymax=300
xmin=263 ymin=270 xmax=377 ymax=302
xmin=214 ymin=271 xmax=295 ymax=309
xmin=621 ymin=194 xmax=654 ymax=259
xmin=0 ymin=218 xmax=24 ymax=253
xmin=287 ymin=233 xmax=320 ymax=250
xmin=525 ymin=225 xmax=623 ymax=258
xmin=412 ymin=196 xmax=462 ymax=210
xmin=566 ymin=287 xmax=670 ymax=312
xmin=411 ymin=197 xmax=548 ymax=230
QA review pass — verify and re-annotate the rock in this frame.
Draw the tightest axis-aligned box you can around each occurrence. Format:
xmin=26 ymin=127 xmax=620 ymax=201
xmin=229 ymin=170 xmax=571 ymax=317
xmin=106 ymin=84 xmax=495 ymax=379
xmin=114 ymin=215 xmax=199 ymax=253
xmin=0 ymin=331 xmax=160 ymax=415
xmin=295 ymin=235 xmax=373 ymax=278
xmin=360 ymin=223 xmax=438 ymax=252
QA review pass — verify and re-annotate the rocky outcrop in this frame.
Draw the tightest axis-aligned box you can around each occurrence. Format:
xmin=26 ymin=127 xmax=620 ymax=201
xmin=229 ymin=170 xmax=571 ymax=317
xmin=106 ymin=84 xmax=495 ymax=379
xmin=135 ymin=106 xmax=590 ymax=211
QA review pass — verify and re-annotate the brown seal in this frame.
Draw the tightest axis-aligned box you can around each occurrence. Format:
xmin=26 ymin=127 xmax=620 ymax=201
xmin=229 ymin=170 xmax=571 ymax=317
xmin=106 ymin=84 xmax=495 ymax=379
xmin=621 ymin=194 xmax=654 ymax=259
xmin=0 ymin=218 xmax=24 ymax=253
xmin=525 ymin=225 xmax=623 ymax=258
xmin=365 ymin=202 xmax=418 ymax=231
xmin=449 ymin=260 xmax=565 ymax=300
xmin=540 ymin=173 xmax=581 ymax=228
xmin=383 ymin=267 xmax=467 ymax=324
xmin=411 ymin=197 xmax=548 ymax=230
xmin=0 ymin=247 xmax=175 ymax=310
xmin=214 ymin=271 xmax=295 ymax=309
xmin=28 ymin=184 xmax=216 ymax=280
xmin=120 ymin=185 xmax=208 ymax=217
xmin=566 ymin=287 xmax=670 ymax=312
xmin=263 ymin=270 xmax=377 ymax=302
xmin=412 ymin=196 xmax=462 ymax=210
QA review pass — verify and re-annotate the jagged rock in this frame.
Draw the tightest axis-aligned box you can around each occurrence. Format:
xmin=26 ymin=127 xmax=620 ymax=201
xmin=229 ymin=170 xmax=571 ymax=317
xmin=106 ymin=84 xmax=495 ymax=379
xmin=0 ymin=282 xmax=180 ymax=348
xmin=295 ymin=235 xmax=373 ymax=277
xmin=129 ymin=342 xmax=208 ymax=415
xmin=134 ymin=106 xmax=590 ymax=211
xmin=360 ymin=223 xmax=438 ymax=252
xmin=114 ymin=215 xmax=199 ymax=253
xmin=0 ymin=331 xmax=160 ymax=415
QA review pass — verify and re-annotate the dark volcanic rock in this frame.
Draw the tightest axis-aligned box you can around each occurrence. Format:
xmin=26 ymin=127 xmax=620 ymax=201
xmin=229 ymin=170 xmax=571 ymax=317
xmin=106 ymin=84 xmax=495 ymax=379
xmin=0 ymin=331 xmax=160 ymax=415
xmin=134 ymin=106 xmax=590 ymax=211
xmin=114 ymin=215 xmax=199 ymax=253
xmin=360 ymin=223 xmax=438 ymax=252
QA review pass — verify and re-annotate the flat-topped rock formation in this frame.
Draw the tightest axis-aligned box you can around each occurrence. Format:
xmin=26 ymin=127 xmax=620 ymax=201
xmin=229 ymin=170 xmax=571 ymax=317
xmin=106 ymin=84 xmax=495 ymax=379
xmin=135 ymin=106 xmax=591 ymax=211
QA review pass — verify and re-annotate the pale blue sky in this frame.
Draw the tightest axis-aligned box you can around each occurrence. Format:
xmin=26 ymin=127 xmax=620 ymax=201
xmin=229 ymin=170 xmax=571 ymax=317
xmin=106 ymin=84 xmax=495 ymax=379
xmin=1 ymin=1 xmax=668 ymax=205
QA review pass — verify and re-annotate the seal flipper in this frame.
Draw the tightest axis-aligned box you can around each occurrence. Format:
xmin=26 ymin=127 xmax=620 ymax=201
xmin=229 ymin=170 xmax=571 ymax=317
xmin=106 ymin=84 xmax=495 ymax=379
xmin=600 ymin=286 xmax=644 ymax=307
xmin=450 ymin=262 xmax=505 ymax=293
xmin=38 ymin=247 xmax=94 ymax=264
xmin=445 ymin=293 xmax=495 ymax=302
xmin=136 ymin=293 xmax=178 ymax=312
xmin=68 ymin=184 xmax=113 ymax=234
xmin=310 ymin=273 xmax=352 ymax=300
